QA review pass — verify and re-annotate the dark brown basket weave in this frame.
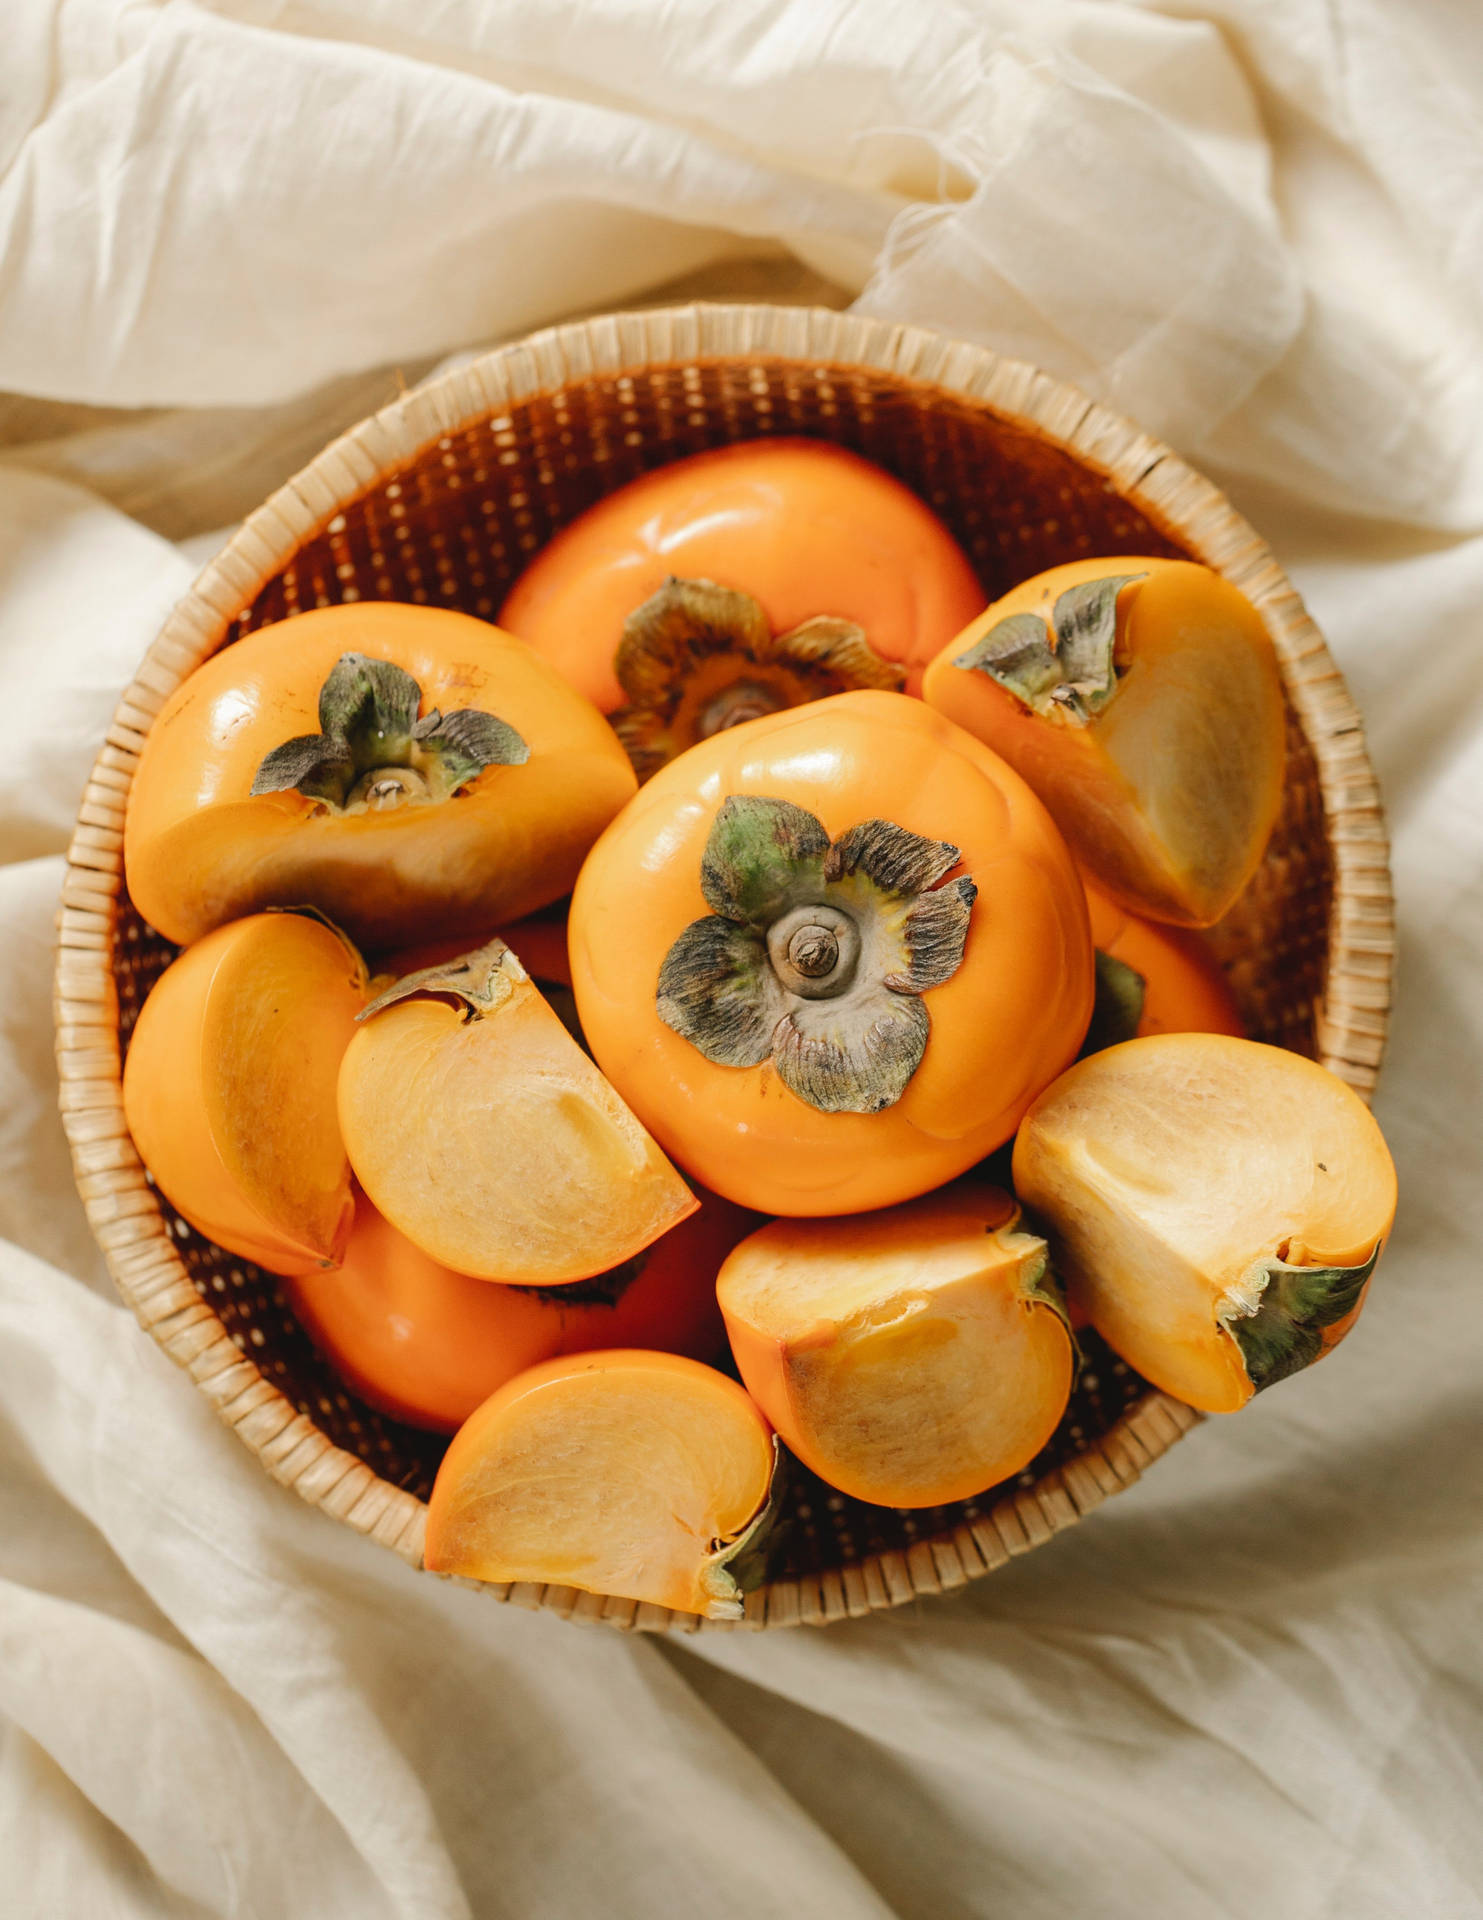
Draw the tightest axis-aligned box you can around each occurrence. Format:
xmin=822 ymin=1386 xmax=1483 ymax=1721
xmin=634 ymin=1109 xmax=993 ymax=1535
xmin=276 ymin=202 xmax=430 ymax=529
xmin=55 ymin=304 xmax=1393 ymax=1632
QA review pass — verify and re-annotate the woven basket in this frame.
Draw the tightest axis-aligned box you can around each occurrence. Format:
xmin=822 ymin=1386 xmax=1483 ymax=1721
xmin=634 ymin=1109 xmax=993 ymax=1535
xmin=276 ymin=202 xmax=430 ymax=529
xmin=54 ymin=303 xmax=1393 ymax=1633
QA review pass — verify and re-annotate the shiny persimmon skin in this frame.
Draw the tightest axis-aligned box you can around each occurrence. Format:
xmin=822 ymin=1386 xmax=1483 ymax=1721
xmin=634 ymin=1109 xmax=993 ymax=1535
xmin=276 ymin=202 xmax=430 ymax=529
xmin=923 ymin=558 xmax=1285 ymax=927
xmin=570 ymin=691 xmax=1095 ymax=1216
xmin=498 ymin=439 xmax=986 ymax=708
xmin=423 ymin=1351 xmax=775 ymax=1615
xmin=124 ymin=603 xmax=636 ymax=950
xmin=121 ymin=912 xmax=365 ymax=1275
xmin=285 ymin=1189 xmax=752 ymax=1432
xmin=1083 ymin=877 xmax=1244 ymax=1039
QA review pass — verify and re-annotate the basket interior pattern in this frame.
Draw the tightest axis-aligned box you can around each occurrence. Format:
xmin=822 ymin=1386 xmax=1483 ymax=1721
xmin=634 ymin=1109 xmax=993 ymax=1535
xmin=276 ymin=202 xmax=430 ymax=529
xmin=59 ymin=308 xmax=1391 ymax=1630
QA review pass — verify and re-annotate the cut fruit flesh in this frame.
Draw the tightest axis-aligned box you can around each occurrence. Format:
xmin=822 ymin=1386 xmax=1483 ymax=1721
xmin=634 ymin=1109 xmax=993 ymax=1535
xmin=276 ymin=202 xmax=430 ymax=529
xmin=1011 ymin=1034 xmax=1397 ymax=1412
xmin=338 ymin=940 xmax=697 ymax=1282
xmin=423 ymin=1351 xmax=777 ymax=1618
xmin=122 ymin=912 xmax=365 ymax=1275
xmin=718 ymin=1181 xmax=1073 ymax=1507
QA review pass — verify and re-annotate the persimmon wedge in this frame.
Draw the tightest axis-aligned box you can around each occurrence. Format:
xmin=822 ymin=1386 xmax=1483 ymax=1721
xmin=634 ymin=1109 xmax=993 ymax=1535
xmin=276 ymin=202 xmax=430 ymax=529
xmin=1012 ymin=1034 xmax=1398 ymax=1412
xmin=424 ymin=1352 xmax=777 ymax=1619
xmin=122 ymin=911 xmax=366 ymax=1274
xmin=338 ymin=938 xmax=696 ymax=1283
xmin=286 ymin=1187 xmax=750 ymax=1432
xmin=124 ymin=602 xmax=636 ymax=949
xmin=718 ymin=1183 xmax=1072 ymax=1507
xmin=923 ymin=559 xmax=1285 ymax=926
xmin=499 ymin=438 xmax=985 ymax=776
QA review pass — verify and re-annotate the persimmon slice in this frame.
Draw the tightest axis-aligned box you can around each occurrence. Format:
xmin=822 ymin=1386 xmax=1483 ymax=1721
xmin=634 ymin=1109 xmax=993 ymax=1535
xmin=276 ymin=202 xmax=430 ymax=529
xmin=122 ymin=911 xmax=366 ymax=1274
xmin=923 ymin=559 xmax=1286 ymax=927
xmin=338 ymin=939 xmax=697 ymax=1283
xmin=1012 ymin=1034 xmax=1398 ymax=1412
xmin=717 ymin=1182 xmax=1073 ymax=1507
xmin=423 ymin=1352 xmax=777 ymax=1618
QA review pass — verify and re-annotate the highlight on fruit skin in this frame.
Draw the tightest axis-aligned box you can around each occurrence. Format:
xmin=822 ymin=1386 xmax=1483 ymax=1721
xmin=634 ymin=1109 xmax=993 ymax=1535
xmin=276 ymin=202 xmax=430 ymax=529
xmin=423 ymin=1351 xmax=778 ymax=1619
xmin=123 ymin=602 xmax=636 ymax=950
xmin=922 ymin=558 xmax=1286 ymax=927
xmin=498 ymin=438 xmax=985 ymax=770
xmin=285 ymin=1187 xmax=753 ymax=1433
xmin=338 ymin=937 xmax=697 ymax=1284
xmin=1011 ymin=1034 xmax=1398 ymax=1413
xmin=717 ymin=1181 xmax=1073 ymax=1507
xmin=570 ymin=689 xmax=1095 ymax=1217
xmin=1081 ymin=874 xmax=1244 ymax=1050
xmin=121 ymin=910 xmax=367 ymax=1276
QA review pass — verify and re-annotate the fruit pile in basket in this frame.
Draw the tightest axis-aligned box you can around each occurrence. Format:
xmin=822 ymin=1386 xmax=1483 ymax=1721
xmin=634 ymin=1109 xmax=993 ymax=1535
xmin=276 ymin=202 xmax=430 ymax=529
xmin=119 ymin=440 xmax=1397 ymax=1619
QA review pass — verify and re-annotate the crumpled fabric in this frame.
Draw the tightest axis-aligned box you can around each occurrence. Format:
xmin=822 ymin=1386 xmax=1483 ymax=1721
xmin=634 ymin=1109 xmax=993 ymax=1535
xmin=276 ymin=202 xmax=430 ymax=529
xmin=2 ymin=4 xmax=1481 ymax=1915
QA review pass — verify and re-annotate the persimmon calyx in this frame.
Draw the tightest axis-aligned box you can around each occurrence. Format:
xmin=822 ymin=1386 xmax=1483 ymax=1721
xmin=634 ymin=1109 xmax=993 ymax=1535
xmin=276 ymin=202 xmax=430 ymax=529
xmin=357 ymin=936 xmax=526 ymax=1024
xmin=1219 ymin=1240 xmax=1383 ymax=1393
xmin=250 ymin=651 xmax=529 ymax=812
xmin=697 ymin=1437 xmax=784 ymax=1619
xmin=612 ymin=577 xmax=905 ymax=780
xmin=657 ymin=794 xmax=976 ymax=1115
xmin=1080 ymin=949 xmax=1146 ymax=1055
xmin=954 ymin=573 xmax=1146 ymax=725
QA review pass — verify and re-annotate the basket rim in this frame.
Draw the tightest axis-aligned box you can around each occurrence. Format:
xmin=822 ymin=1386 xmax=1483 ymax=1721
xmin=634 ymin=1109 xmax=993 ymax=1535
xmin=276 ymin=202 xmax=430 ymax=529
xmin=53 ymin=300 xmax=1392 ymax=1632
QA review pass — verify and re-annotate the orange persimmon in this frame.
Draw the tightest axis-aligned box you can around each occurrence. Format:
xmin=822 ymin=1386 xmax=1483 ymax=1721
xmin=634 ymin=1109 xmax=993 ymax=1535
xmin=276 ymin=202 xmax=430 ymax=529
xmin=498 ymin=439 xmax=985 ymax=776
xmin=122 ymin=911 xmax=366 ymax=1274
xmin=570 ymin=691 xmax=1094 ymax=1215
xmin=124 ymin=603 xmax=636 ymax=950
xmin=285 ymin=1188 xmax=751 ymax=1432
xmin=1082 ymin=875 xmax=1244 ymax=1047
xmin=718 ymin=1182 xmax=1072 ymax=1507
xmin=923 ymin=559 xmax=1285 ymax=926
xmin=424 ymin=1351 xmax=777 ymax=1618
xmin=1012 ymin=1034 xmax=1398 ymax=1412
xmin=339 ymin=937 xmax=697 ymax=1282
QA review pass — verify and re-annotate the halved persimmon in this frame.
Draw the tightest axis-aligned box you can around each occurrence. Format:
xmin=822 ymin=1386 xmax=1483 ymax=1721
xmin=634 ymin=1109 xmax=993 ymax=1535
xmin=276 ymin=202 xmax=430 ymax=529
xmin=1081 ymin=875 xmax=1244 ymax=1049
xmin=499 ymin=439 xmax=985 ymax=776
xmin=124 ymin=603 xmax=636 ymax=949
xmin=122 ymin=911 xmax=366 ymax=1274
xmin=570 ymin=691 xmax=1094 ymax=1215
xmin=286 ymin=1187 xmax=751 ymax=1431
xmin=718 ymin=1182 xmax=1072 ymax=1507
xmin=423 ymin=1351 xmax=777 ymax=1618
xmin=338 ymin=938 xmax=696 ymax=1282
xmin=1012 ymin=1034 xmax=1398 ymax=1412
xmin=923 ymin=559 xmax=1285 ymax=926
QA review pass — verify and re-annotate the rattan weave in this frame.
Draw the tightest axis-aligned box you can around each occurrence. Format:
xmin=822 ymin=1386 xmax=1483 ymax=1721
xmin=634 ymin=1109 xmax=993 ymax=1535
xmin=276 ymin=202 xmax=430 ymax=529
xmin=54 ymin=304 xmax=1393 ymax=1631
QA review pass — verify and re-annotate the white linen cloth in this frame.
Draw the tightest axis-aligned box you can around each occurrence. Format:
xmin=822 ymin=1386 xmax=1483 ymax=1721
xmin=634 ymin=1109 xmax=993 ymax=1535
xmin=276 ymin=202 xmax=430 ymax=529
xmin=2 ymin=4 xmax=1481 ymax=1914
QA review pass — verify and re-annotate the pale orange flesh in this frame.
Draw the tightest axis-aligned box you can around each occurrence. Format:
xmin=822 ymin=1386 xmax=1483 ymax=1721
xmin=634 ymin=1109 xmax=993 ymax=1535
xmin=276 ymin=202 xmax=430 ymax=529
xmin=285 ymin=1188 xmax=747 ymax=1432
xmin=338 ymin=971 xmax=697 ymax=1283
xmin=718 ymin=1181 xmax=1073 ymax=1506
xmin=1012 ymin=1035 xmax=1398 ymax=1412
xmin=122 ymin=913 xmax=365 ymax=1275
xmin=424 ymin=1351 xmax=775 ymax=1617
xmin=923 ymin=559 xmax=1286 ymax=927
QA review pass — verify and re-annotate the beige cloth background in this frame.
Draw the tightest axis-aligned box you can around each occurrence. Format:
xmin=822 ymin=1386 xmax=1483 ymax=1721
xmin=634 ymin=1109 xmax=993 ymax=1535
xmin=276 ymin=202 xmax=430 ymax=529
xmin=3 ymin=4 xmax=1482 ymax=1915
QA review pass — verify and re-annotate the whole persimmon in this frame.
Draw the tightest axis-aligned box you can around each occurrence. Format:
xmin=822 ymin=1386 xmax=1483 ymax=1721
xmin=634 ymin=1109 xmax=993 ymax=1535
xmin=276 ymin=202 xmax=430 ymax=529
xmin=122 ymin=911 xmax=366 ymax=1274
xmin=498 ymin=440 xmax=985 ymax=778
xmin=286 ymin=1188 xmax=753 ymax=1433
xmin=569 ymin=691 xmax=1094 ymax=1216
xmin=124 ymin=603 xmax=636 ymax=950
xmin=923 ymin=559 xmax=1285 ymax=927
xmin=1081 ymin=874 xmax=1244 ymax=1049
